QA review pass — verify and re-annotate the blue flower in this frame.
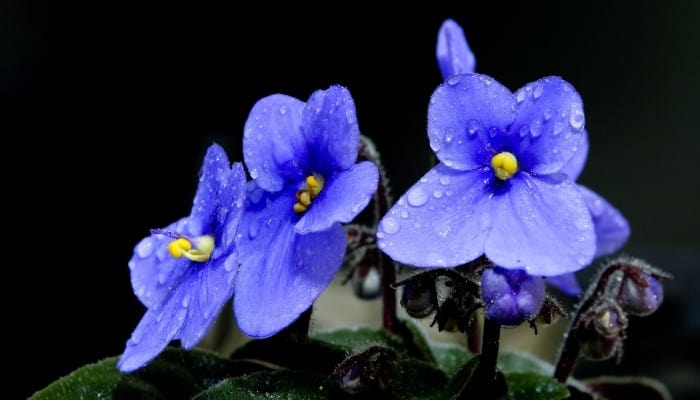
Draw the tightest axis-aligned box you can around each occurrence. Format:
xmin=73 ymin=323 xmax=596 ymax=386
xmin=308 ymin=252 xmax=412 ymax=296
xmin=378 ymin=73 xmax=595 ymax=276
xmin=118 ymin=144 xmax=246 ymax=373
xmin=235 ymin=85 xmax=378 ymax=338
xmin=434 ymin=19 xmax=630 ymax=295
xmin=481 ymin=267 xmax=545 ymax=326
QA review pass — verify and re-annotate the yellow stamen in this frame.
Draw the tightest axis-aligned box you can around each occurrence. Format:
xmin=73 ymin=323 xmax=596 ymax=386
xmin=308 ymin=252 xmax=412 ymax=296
xmin=167 ymin=235 xmax=215 ymax=262
xmin=491 ymin=151 xmax=519 ymax=180
xmin=294 ymin=174 xmax=325 ymax=213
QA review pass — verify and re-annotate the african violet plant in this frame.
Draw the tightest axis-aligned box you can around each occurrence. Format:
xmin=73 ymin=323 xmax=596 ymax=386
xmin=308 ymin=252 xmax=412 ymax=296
xmin=33 ymin=19 xmax=671 ymax=400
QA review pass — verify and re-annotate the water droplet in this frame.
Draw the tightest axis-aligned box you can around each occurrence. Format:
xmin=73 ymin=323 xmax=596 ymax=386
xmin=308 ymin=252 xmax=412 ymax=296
xmin=432 ymin=190 xmax=443 ymax=199
xmin=381 ymin=217 xmax=400 ymax=235
xmin=483 ymin=77 xmax=493 ymax=86
xmin=466 ymin=119 xmax=480 ymax=135
xmin=439 ymin=175 xmax=451 ymax=185
xmin=224 ymin=256 xmax=236 ymax=272
xmin=446 ymin=75 xmax=461 ymax=85
xmin=136 ymin=239 xmax=154 ymax=258
xmin=577 ymin=257 xmax=587 ymax=266
xmin=529 ymin=120 xmax=543 ymax=137
xmin=533 ymin=84 xmax=544 ymax=99
xmin=279 ymin=105 xmax=287 ymax=115
xmin=376 ymin=231 xmax=385 ymax=239
xmin=444 ymin=159 xmax=454 ymax=167
xmin=182 ymin=294 xmax=190 ymax=308
xmin=248 ymin=219 xmax=261 ymax=239
xmin=445 ymin=190 xmax=454 ymax=196
xmin=429 ymin=137 xmax=441 ymax=152
xmin=250 ymin=168 xmax=259 ymax=179
xmin=571 ymin=146 xmax=578 ymax=152
xmin=407 ymin=187 xmax=429 ymax=207
xmin=400 ymin=210 xmax=409 ymax=219
xmin=553 ymin=121 xmax=565 ymax=136
xmin=543 ymin=107 xmax=553 ymax=120
xmin=419 ymin=177 xmax=428 ymax=183
xmin=444 ymin=133 xmax=453 ymax=143
xmin=562 ymin=83 xmax=571 ymax=92
xmin=516 ymin=90 xmax=525 ymax=103
xmin=518 ymin=124 xmax=529 ymax=137
xmin=488 ymin=127 xmax=499 ymax=138
xmin=569 ymin=103 xmax=585 ymax=129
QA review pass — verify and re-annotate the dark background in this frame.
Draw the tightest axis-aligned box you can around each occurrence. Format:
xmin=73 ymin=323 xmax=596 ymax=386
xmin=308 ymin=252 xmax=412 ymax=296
xmin=6 ymin=2 xmax=699 ymax=399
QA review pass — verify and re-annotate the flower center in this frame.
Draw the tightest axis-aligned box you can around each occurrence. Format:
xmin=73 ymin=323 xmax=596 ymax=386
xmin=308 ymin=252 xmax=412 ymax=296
xmin=491 ymin=151 xmax=518 ymax=180
xmin=293 ymin=174 xmax=325 ymax=213
xmin=167 ymin=235 xmax=215 ymax=262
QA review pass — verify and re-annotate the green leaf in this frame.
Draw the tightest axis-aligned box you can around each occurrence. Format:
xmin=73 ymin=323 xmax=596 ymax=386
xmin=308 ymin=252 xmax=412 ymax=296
xmin=31 ymin=347 xmax=255 ymax=400
xmin=389 ymin=359 xmax=449 ymax=400
xmin=429 ymin=342 xmax=472 ymax=378
xmin=498 ymin=350 xmax=554 ymax=375
xmin=311 ymin=325 xmax=406 ymax=353
xmin=193 ymin=370 xmax=330 ymax=400
xmin=504 ymin=372 xmax=569 ymax=400
xmin=400 ymin=320 xmax=438 ymax=363
xmin=31 ymin=357 xmax=123 ymax=400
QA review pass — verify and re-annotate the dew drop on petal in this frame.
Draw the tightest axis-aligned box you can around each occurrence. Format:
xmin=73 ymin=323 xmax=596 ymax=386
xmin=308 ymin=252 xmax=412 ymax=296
xmin=224 ymin=256 xmax=236 ymax=272
xmin=543 ymin=107 xmax=553 ymax=121
xmin=518 ymin=124 xmax=529 ymax=137
xmin=553 ymin=121 xmax=564 ymax=136
xmin=516 ymin=90 xmax=525 ymax=103
xmin=248 ymin=218 xmax=260 ymax=239
xmin=533 ymin=84 xmax=544 ymax=99
xmin=429 ymin=137 xmax=441 ymax=152
xmin=279 ymin=105 xmax=287 ymax=115
xmin=136 ymin=239 xmax=154 ymax=258
xmin=439 ymin=175 xmax=451 ymax=185
xmin=432 ymin=190 xmax=443 ymax=199
xmin=467 ymin=119 xmax=480 ymax=136
xmin=569 ymin=103 xmax=585 ymax=129
xmin=381 ymin=217 xmax=400 ymax=235
xmin=529 ymin=120 xmax=543 ymax=137
xmin=182 ymin=294 xmax=191 ymax=308
xmin=400 ymin=210 xmax=409 ymax=219
xmin=446 ymin=75 xmax=461 ymax=85
xmin=407 ymin=187 xmax=429 ymax=207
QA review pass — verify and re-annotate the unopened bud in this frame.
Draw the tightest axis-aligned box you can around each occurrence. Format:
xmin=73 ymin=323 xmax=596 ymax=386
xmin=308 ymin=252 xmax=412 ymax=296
xmin=618 ymin=272 xmax=663 ymax=317
xmin=481 ymin=267 xmax=545 ymax=327
xmin=400 ymin=275 xmax=438 ymax=318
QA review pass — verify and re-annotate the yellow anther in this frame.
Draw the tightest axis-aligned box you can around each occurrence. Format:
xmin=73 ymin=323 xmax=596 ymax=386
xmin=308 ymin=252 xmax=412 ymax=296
xmin=168 ymin=238 xmax=192 ymax=258
xmin=166 ymin=235 xmax=214 ymax=262
xmin=491 ymin=151 xmax=519 ymax=180
xmin=294 ymin=174 xmax=325 ymax=213
xmin=298 ymin=191 xmax=311 ymax=206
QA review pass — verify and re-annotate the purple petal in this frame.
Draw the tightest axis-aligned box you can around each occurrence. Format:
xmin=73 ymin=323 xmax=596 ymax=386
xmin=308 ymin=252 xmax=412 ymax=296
xmin=129 ymin=218 xmax=193 ymax=309
xmin=481 ymin=267 xmax=545 ymax=327
xmin=189 ymin=143 xmax=233 ymax=234
xmin=485 ymin=173 xmax=595 ymax=276
xmin=560 ymin=129 xmax=589 ymax=180
xmin=118 ymin=277 xmax=190 ymax=372
xmin=436 ymin=19 xmax=476 ymax=79
xmin=428 ymin=74 xmax=516 ymax=171
xmin=547 ymin=273 xmax=583 ymax=296
xmin=509 ymin=77 xmax=586 ymax=175
xmin=178 ymin=252 xmax=238 ymax=348
xmin=236 ymin=188 xmax=346 ymax=337
xmin=301 ymin=85 xmax=360 ymax=175
xmin=377 ymin=164 xmax=492 ymax=267
xmin=243 ymin=94 xmax=307 ymax=192
xmin=578 ymin=185 xmax=630 ymax=257
xmin=296 ymin=161 xmax=378 ymax=234
xmin=219 ymin=162 xmax=248 ymax=250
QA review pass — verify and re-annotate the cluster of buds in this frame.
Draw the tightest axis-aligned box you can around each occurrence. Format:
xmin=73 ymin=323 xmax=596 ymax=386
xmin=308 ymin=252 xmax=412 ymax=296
xmin=554 ymin=257 xmax=671 ymax=383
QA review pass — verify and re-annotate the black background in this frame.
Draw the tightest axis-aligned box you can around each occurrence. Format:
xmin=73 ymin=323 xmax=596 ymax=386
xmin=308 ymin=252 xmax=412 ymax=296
xmin=6 ymin=2 xmax=699 ymax=399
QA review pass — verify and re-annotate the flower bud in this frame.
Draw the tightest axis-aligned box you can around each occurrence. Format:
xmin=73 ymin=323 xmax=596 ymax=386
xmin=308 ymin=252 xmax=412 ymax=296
xmin=617 ymin=272 xmax=663 ymax=317
xmin=578 ymin=300 xmax=628 ymax=361
xmin=481 ymin=267 xmax=545 ymax=327
xmin=400 ymin=275 xmax=438 ymax=318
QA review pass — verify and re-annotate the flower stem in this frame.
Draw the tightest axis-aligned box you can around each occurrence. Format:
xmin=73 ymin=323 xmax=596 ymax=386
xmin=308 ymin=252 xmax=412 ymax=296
xmin=359 ymin=135 xmax=398 ymax=334
xmin=477 ymin=317 xmax=502 ymax=387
